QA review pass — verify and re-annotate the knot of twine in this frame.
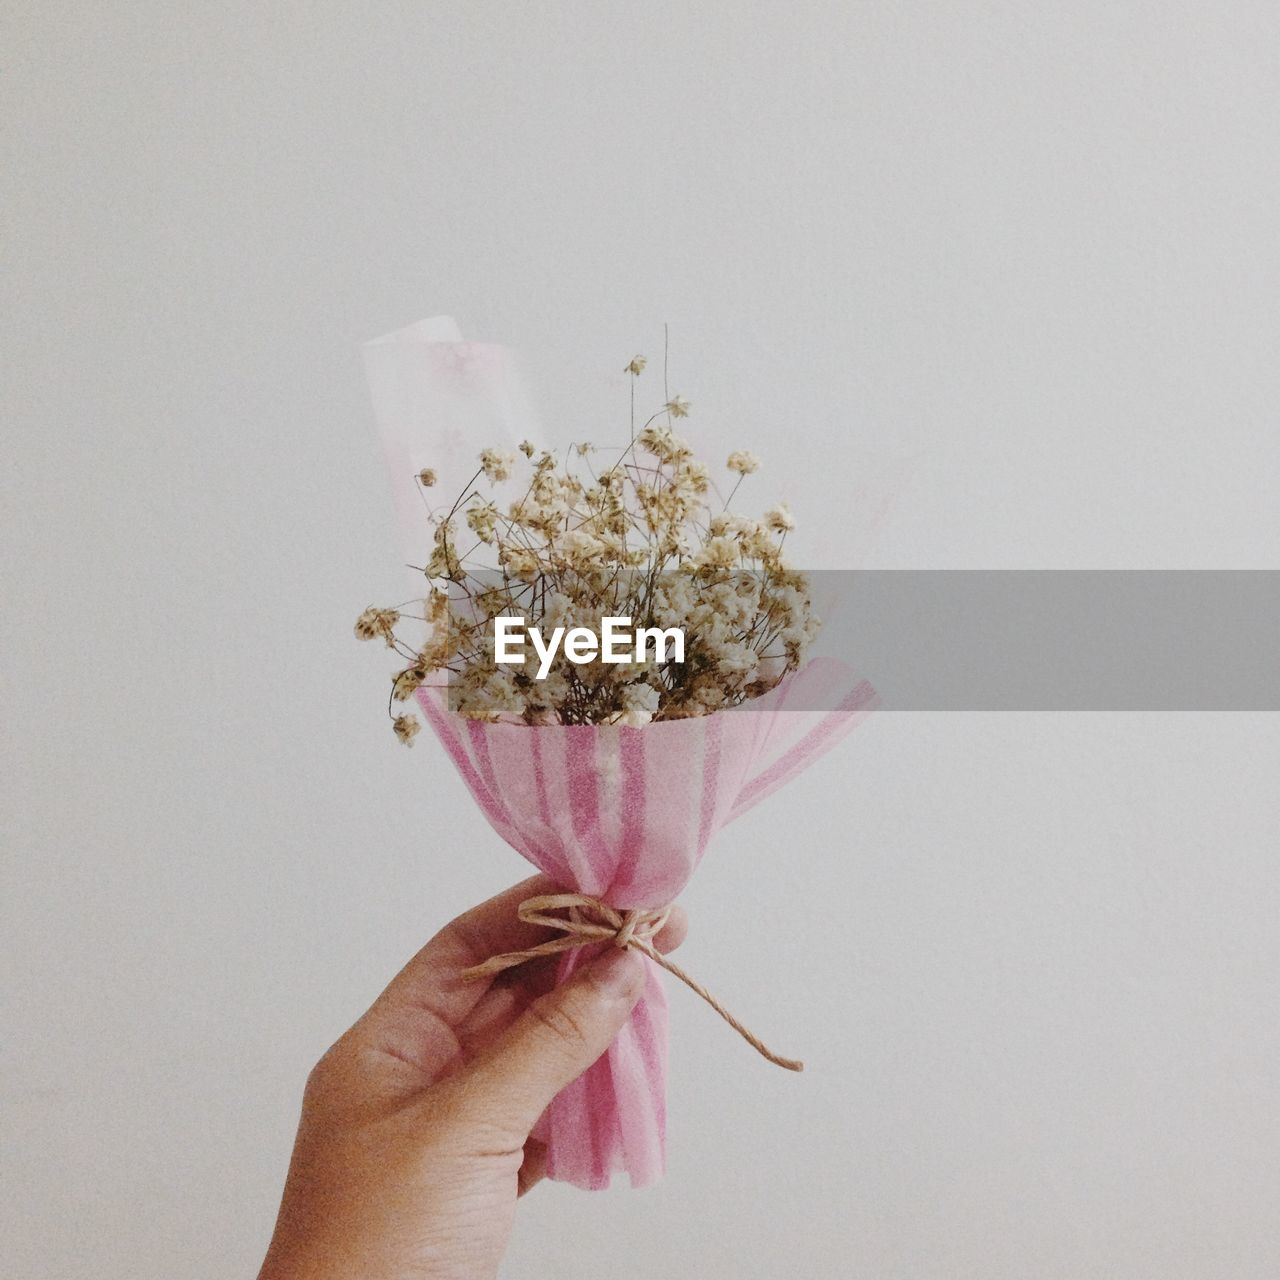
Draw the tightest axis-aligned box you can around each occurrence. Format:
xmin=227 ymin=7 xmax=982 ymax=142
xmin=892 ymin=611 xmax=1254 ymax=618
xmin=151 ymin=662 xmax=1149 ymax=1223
xmin=461 ymin=893 xmax=803 ymax=1072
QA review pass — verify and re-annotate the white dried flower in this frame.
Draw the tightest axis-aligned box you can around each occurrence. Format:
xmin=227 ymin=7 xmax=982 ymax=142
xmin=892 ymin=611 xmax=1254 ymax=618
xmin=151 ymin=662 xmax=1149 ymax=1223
xmin=625 ymin=355 xmax=647 ymax=375
xmin=675 ymin=459 xmax=710 ymax=494
xmin=479 ymin=448 xmax=516 ymax=483
xmin=355 ymin=606 xmax=399 ymax=645
xmin=716 ymin=641 xmax=759 ymax=679
xmin=392 ymin=665 xmax=425 ymax=701
xmin=557 ymin=527 xmax=606 ymax=563
xmin=427 ymin=520 xmax=460 ymax=578
xmin=392 ymin=714 xmax=421 ymax=746
xmin=360 ymin=350 xmax=820 ymax=730
xmin=708 ymin=513 xmax=743 ymax=539
xmin=426 ymin=588 xmax=450 ymax=625
xmin=465 ymin=500 xmax=500 ymax=542
xmin=696 ymin=536 xmax=738 ymax=570
xmin=764 ymin=503 xmax=795 ymax=533
xmin=637 ymin=423 xmax=691 ymax=463
xmin=499 ymin=543 xmax=540 ymax=579
xmin=613 ymin=681 xmax=660 ymax=727
xmin=542 ymin=591 xmax=574 ymax=630
xmin=456 ymin=667 xmax=527 ymax=722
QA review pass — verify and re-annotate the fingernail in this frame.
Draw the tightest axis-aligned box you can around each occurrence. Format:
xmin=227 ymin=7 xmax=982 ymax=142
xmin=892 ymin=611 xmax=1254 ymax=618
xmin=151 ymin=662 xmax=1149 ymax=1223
xmin=588 ymin=947 xmax=644 ymax=999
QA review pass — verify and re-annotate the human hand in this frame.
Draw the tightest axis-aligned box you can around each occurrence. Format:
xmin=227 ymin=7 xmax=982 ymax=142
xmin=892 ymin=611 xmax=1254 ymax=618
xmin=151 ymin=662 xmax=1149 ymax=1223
xmin=258 ymin=874 xmax=687 ymax=1280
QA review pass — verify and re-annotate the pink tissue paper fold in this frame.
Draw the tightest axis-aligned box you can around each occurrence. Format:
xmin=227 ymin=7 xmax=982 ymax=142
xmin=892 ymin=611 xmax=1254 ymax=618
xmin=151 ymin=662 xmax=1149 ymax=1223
xmin=415 ymin=659 xmax=878 ymax=1188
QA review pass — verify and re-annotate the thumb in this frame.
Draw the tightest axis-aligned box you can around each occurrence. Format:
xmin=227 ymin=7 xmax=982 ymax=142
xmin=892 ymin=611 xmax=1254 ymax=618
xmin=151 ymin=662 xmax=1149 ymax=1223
xmin=453 ymin=947 xmax=647 ymax=1138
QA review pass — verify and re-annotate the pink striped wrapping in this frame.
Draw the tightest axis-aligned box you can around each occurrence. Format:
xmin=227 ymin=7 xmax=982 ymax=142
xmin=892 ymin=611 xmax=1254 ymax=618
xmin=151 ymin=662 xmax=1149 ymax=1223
xmin=414 ymin=657 xmax=878 ymax=1189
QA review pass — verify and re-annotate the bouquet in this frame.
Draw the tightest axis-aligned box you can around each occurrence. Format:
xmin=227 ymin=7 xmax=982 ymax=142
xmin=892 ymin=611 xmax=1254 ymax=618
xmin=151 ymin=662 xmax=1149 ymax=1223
xmin=359 ymin=320 xmax=877 ymax=1188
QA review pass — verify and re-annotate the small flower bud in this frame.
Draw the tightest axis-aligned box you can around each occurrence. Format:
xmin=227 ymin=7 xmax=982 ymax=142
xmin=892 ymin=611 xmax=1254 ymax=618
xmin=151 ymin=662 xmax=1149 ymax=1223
xmin=392 ymin=714 xmax=421 ymax=746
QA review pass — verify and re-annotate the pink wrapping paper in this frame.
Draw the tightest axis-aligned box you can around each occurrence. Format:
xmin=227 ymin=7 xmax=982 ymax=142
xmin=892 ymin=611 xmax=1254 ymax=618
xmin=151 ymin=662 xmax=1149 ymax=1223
xmin=415 ymin=657 xmax=878 ymax=1189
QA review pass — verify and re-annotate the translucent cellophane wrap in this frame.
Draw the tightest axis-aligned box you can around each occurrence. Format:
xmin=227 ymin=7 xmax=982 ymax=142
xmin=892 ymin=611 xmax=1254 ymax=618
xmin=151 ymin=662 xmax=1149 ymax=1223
xmin=362 ymin=317 xmax=543 ymax=570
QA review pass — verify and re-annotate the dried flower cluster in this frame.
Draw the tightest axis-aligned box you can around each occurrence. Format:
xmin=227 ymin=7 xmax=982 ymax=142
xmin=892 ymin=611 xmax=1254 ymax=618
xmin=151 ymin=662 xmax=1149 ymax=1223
xmin=358 ymin=358 xmax=818 ymax=741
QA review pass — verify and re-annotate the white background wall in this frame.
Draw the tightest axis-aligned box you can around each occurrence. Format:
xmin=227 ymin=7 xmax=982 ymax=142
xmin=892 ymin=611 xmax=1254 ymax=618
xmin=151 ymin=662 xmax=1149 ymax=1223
xmin=3 ymin=3 xmax=1278 ymax=1277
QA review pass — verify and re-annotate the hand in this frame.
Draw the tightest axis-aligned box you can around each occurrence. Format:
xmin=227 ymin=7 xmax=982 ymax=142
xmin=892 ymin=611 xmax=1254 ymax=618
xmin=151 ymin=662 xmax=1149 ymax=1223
xmin=258 ymin=874 xmax=687 ymax=1280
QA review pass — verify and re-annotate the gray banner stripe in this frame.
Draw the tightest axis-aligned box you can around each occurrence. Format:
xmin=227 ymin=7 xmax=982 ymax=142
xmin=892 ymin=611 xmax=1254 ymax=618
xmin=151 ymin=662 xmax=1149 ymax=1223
xmin=812 ymin=571 xmax=1279 ymax=710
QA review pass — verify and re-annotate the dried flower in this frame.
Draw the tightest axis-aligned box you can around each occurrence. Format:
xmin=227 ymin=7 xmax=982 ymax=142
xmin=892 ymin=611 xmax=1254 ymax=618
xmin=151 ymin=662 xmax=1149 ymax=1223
xmin=764 ymin=503 xmax=795 ymax=533
xmin=417 ymin=468 xmax=437 ymax=487
xmin=427 ymin=520 xmax=461 ymax=579
xmin=625 ymin=355 xmax=648 ymax=375
xmin=392 ymin=664 xmax=426 ymax=700
xmin=465 ymin=500 xmax=500 ymax=542
xmin=355 ymin=606 xmax=400 ymax=645
xmin=716 ymin=641 xmax=759 ymax=679
xmin=392 ymin=713 xmax=421 ymax=746
xmin=479 ymin=448 xmax=516 ymax=483
xmin=499 ymin=543 xmax=541 ymax=579
xmin=360 ymin=357 xmax=818 ymax=732
xmin=637 ymin=423 xmax=691 ymax=464
xmin=696 ymin=535 xmax=739 ymax=569
xmin=612 ymin=681 xmax=660 ymax=727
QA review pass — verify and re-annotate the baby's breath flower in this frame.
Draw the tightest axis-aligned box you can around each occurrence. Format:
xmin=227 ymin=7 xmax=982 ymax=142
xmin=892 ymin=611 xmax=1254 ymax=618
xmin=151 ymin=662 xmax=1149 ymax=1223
xmin=455 ymin=668 xmax=527 ymax=722
xmin=465 ymin=500 xmax=500 ymax=542
xmin=427 ymin=520 xmax=460 ymax=579
xmin=426 ymin=588 xmax=450 ymax=625
xmin=675 ymin=459 xmax=710 ymax=494
xmin=392 ymin=714 xmax=421 ymax=746
xmin=612 ymin=681 xmax=660 ymax=727
xmin=556 ymin=527 xmax=606 ymax=564
xmin=479 ymin=448 xmax=516 ymax=483
xmin=716 ymin=641 xmax=759 ymax=679
xmin=740 ymin=521 xmax=782 ymax=564
xmin=637 ymin=423 xmax=691 ymax=464
xmin=764 ymin=503 xmax=795 ymax=533
xmin=499 ymin=543 xmax=540 ymax=579
xmin=392 ymin=665 xmax=425 ymax=701
xmin=354 ymin=607 xmax=381 ymax=640
xmin=355 ymin=606 xmax=399 ymax=644
xmin=625 ymin=355 xmax=647 ymax=375
xmin=697 ymin=536 xmax=739 ymax=570
xmin=359 ymin=352 xmax=819 ymax=731
xmin=542 ymin=591 xmax=574 ymax=630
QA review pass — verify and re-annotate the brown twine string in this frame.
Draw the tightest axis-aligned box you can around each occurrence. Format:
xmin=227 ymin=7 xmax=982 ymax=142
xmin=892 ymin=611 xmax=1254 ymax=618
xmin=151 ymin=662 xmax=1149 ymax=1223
xmin=461 ymin=892 xmax=804 ymax=1072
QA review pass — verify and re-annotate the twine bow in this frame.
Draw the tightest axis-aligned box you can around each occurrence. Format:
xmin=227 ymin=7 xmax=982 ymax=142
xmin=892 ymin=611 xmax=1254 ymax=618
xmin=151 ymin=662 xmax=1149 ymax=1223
xmin=461 ymin=892 xmax=803 ymax=1072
